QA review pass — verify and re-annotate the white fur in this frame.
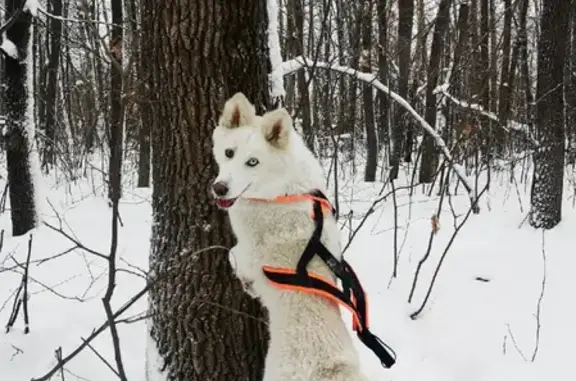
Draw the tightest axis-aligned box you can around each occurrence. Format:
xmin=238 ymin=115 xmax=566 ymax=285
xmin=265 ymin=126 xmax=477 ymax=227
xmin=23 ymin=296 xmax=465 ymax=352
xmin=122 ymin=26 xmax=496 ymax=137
xmin=212 ymin=93 xmax=368 ymax=381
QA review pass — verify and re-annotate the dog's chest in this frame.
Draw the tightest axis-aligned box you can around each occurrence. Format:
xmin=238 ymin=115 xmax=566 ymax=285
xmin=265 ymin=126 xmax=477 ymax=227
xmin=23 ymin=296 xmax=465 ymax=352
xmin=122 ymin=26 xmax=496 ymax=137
xmin=229 ymin=204 xmax=314 ymax=244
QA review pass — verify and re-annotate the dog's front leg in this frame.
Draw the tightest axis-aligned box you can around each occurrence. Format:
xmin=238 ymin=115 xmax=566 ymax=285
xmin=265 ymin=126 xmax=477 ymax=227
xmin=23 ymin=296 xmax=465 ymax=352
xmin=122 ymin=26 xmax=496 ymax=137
xmin=229 ymin=245 xmax=259 ymax=299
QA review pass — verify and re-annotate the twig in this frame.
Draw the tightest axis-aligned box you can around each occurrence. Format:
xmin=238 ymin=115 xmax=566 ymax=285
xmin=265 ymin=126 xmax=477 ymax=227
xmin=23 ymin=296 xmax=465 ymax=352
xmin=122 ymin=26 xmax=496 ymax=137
xmin=410 ymin=185 xmax=489 ymax=319
xmin=22 ymin=235 xmax=32 ymax=333
xmin=30 ymin=283 xmax=149 ymax=381
xmin=408 ymin=164 xmax=451 ymax=303
xmin=83 ymin=338 xmax=121 ymax=378
xmin=43 ymin=221 xmax=108 ymax=260
xmin=342 ymin=184 xmax=416 ymax=254
xmin=30 ymin=246 xmax=227 ymax=381
xmin=530 ymin=230 xmax=547 ymax=362
xmin=5 ymin=235 xmax=33 ymax=333
xmin=55 ymin=348 xmax=65 ymax=381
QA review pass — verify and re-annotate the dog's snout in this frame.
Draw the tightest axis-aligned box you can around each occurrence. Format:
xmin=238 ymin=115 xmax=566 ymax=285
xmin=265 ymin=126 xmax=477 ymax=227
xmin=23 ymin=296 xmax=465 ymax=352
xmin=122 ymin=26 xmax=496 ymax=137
xmin=212 ymin=181 xmax=229 ymax=197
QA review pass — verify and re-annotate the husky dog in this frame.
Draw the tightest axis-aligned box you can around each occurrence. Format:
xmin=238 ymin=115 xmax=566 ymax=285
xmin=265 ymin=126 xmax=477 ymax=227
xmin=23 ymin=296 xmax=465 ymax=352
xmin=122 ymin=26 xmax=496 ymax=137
xmin=211 ymin=93 xmax=368 ymax=381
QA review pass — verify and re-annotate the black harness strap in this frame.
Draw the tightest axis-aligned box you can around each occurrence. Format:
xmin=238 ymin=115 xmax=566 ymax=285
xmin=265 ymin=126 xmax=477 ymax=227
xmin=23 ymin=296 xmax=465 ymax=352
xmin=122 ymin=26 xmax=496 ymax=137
xmin=262 ymin=190 xmax=397 ymax=368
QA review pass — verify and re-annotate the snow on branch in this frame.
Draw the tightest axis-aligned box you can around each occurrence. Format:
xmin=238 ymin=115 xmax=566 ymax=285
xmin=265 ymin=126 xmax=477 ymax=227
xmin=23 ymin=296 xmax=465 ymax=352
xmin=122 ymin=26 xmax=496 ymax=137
xmin=282 ymin=56 xmax=479 ymax=210
xmin=0 ymin=35 xmax=18 ymax=60
xmin=434 ymin=85 xmax=538 ymax=147
xmin=267 ymin=0 xmax=285 ymax=107
xmin=23 ymin=0 xmax=39 ymax=16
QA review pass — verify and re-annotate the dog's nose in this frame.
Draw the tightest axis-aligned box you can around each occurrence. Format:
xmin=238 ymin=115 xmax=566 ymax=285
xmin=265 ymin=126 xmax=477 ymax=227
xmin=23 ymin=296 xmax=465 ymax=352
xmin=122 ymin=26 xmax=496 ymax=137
xmin=212 ymin=182 xmax=229 ymax=197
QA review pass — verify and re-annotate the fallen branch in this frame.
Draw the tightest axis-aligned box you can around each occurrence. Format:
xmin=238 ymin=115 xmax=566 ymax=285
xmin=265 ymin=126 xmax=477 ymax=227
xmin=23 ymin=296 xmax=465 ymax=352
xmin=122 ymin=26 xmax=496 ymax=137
xmin=282 ymin=56 xmax=479 ymax=212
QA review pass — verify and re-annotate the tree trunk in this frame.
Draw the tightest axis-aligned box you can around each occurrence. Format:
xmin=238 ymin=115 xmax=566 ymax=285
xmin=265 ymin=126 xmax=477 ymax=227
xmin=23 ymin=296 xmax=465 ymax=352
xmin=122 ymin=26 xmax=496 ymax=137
xmin=376 ymin=0 xmax=389 ymax=153
xmin=566 ymin=2 xmax=576 ymax=164
xmin=137 ymin=0 xmax=151 ymax=187
xmin=361 ymin=0 xmax=377 ymax=182
xmin=390 ymin=0 xmax=413 ymax=178
xmin=495 ymin=0 xmax=512 ymax=154
xmin=418 ymin=0 xmax=452 ymax=183
xmin=289 ymin=0 xmax=313 ymax=152
xmin=529 ymin=0 xmax=569 ymax=229
xmin=41 ymin=0 xmax=62 ymax=171
xmin=108 ymin=0 xmax=123 ymax=202
xmin=145 ymin=0 xmax=270 ymax=379
xmin=2 ymin=0 xmax=37 ymax=236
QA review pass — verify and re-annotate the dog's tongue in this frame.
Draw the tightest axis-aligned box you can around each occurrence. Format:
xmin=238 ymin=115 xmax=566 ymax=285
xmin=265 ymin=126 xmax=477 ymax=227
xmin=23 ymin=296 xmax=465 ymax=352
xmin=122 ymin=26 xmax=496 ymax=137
xmin=216 ymin=198 xmax=235 ymax=208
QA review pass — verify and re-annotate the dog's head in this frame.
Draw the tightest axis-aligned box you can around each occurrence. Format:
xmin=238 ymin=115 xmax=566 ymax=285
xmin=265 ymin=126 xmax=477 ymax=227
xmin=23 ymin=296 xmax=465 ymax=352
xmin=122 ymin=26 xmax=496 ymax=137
xmin=211 ymin=92 xmax=299 ymax=209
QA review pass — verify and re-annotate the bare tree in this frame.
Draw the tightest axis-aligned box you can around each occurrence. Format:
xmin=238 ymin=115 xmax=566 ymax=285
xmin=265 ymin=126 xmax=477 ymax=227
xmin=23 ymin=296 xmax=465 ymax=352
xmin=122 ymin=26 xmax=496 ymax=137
xmin=40 ymin=0 xmax=62 ymax=171
xmin=529 ymin=0 xmax=570 ymax=229
xmin=418 ymin=0 xmax=453 ymax=183
xmin=2 ymin=1 xmax=37 ymax=236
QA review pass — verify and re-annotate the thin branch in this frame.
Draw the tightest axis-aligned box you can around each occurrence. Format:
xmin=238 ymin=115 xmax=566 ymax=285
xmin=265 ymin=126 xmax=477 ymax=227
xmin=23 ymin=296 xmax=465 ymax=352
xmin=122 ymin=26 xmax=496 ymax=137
xmin=43 ymin=221 xmax=108 ymax=260
xmin=410 ymin=185 xmax=489 ymax=319
xmin=282 ymin=56 xmax=479 ymax=212
xmin=30 ymin=283 xmax=149 ymax=381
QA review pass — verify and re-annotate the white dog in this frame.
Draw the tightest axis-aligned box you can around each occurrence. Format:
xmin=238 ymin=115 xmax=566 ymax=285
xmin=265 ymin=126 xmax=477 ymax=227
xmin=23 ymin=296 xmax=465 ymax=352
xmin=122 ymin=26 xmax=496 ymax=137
xmin=211 ymin=93 xmax=370 ymax=381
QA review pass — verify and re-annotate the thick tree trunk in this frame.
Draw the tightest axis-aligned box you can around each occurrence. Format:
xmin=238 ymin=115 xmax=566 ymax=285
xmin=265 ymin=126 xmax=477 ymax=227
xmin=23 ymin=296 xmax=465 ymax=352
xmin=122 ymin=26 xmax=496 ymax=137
xmin=566 ymin=2 xmax=576 ymax=164
xmin=418 ymin=0 xmax=452 ymax=183
xmin=137 ymin=0 xmax=151 ymax=188
xmin=2 ymin=0 xmax=37 ymax=236
xmin=529 ymin=0 xmax=569 ymax=229
xmin=145 ymin=0 xmax=270 ymax=380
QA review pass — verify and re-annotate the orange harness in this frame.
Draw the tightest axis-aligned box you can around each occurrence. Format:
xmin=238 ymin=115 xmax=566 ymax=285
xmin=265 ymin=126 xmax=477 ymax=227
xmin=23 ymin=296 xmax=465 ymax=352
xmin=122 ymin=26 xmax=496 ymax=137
xmin=247 ymin=190 xmax=396 ymax=368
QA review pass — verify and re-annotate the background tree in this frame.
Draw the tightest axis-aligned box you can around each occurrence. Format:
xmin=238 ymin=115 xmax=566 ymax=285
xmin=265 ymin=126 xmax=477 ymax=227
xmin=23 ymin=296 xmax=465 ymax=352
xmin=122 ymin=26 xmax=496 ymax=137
xmin=529 ymin=0 xmax=570 ymax=229
xmin=145 ymin=0 xmax=270 ymax=380
xmin=2 ymin=0 xmax=37 ymax=236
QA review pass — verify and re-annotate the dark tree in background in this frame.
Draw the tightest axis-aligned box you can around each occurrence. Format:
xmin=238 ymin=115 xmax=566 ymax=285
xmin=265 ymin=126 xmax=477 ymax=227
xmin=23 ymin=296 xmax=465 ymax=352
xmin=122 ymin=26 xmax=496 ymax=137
xmin=145 ymin=0 xmax=270 ymax=380
xmin=108 ymin=0 xmax=123 ymax=202
xmin=529 ymin=0 xmax=570 ymax=229
xmin=2 ymin=0 xmax=37 ymax=236
xmin=40 ymin=0 xmax=62 ymax=170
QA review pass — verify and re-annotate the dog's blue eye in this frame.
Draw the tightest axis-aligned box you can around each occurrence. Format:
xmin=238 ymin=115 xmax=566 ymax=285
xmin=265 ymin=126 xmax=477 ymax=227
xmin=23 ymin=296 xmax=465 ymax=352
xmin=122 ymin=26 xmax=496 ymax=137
xmin=225 ymin=148 xmax=234 ymax=158
xmin=246 ymin=158 xmax=259 ymax=167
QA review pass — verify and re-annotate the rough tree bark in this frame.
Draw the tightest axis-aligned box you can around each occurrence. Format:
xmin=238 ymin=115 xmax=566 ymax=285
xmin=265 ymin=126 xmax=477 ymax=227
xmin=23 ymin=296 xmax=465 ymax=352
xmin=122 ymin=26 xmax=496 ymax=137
xmin=2 ymin=0 xmax=37 ymax=236
xmin=529 ymin=0 xmax=569 ymax=229
xmin=566 ymin=1 xmax=576 ymax=164
xmin=136 ymin=0 xmax=150 ymax=187
xmin=145 ymin=0 xmax=270 ymax=380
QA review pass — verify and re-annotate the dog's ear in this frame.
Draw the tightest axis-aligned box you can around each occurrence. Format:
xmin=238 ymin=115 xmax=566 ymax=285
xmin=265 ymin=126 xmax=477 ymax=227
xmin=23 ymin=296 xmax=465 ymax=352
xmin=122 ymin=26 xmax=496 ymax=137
xmin=261 ymin=108 xmax=292 ymax=149
xmin=218 ymin=92 xmax=256 ymax=129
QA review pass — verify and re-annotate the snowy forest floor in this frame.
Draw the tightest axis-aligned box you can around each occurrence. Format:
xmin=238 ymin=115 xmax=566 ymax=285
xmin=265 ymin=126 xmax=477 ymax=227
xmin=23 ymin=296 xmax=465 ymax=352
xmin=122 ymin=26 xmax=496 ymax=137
xmin=0 ymin=158 xmax=575 ymax=381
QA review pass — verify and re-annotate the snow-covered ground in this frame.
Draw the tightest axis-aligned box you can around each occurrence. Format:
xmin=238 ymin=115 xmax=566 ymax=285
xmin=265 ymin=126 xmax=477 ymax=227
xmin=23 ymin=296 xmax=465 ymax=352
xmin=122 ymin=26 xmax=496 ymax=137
xmin=1 ymin=160 xmax=575 ymax=381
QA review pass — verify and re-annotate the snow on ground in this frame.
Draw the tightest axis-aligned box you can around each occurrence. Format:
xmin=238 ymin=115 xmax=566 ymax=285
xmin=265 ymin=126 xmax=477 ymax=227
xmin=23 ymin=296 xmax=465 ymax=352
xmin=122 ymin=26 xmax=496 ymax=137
xmin=1 ymin=159 xmax=575 ymax=380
